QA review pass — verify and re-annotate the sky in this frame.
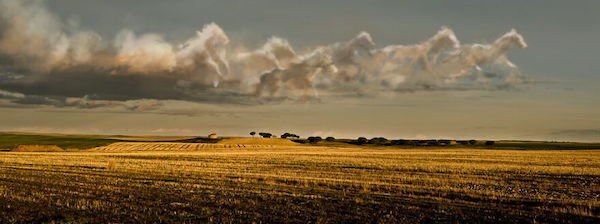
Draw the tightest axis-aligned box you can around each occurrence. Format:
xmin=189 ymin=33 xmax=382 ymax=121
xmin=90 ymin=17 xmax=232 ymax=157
xmin=0 ymin=0 xmax=599 ymax=141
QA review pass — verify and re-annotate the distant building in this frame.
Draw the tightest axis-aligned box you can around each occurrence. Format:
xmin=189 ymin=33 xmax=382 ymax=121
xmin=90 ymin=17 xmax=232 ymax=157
xmin=208 ymin=133 xmax=219 ymax=139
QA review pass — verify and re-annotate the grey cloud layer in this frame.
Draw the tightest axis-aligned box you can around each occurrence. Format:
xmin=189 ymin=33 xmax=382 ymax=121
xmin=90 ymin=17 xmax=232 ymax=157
xmin=0 ymin=0 xmax=528 ymax=108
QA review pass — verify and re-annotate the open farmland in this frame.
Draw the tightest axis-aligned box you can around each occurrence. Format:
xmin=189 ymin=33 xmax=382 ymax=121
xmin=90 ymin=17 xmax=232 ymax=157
xmin=0 ymin=142 xmax=599 ymax=223
xmin=94 ymin=142 xmax=281 ymax=151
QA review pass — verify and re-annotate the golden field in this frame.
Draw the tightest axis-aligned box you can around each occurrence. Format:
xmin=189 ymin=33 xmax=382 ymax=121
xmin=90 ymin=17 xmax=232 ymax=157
xmin=0 ymin=141 xmax=599 ymax=223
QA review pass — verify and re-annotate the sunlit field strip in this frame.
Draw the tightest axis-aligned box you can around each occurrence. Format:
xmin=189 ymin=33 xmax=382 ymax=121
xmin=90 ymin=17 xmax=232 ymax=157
xmin=0 ymin=144 xmax=598 ymax=223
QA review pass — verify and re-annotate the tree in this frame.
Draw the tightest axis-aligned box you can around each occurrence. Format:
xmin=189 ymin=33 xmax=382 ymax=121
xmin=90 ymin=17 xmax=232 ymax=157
xmin=281 ymin=133 xmax=300 ymax=139
xmin=250 ymin=131 xmax=256 ymax=137
xmin=325 ymin=137 xmax=336 ymax=141
xmin=307 ymin=136 xmax=322 ymax=143
xmin=356 ymin=137 xmax=368 ymax=145
xmin=468 ymin=140 xmax=477 ymax=145
xmin=485 ymin=141 xmax=495 ymax=146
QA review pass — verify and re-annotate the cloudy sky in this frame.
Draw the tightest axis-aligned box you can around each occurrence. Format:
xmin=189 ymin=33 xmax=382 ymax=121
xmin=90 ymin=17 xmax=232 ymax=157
xmin=0 ymin=0 xmax=599 ymax=141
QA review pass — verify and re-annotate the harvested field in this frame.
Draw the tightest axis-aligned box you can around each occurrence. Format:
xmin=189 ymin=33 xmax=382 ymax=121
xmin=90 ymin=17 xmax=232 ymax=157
xmin=218 ymin=137 xmax=300 ymax=146
xmin=11 ymin=145 xmax=65 ymax=152
xmin=0 ymin=144 xmax=598 ymax=223
xmin=92 ymin=142 xmax=304 ymax=151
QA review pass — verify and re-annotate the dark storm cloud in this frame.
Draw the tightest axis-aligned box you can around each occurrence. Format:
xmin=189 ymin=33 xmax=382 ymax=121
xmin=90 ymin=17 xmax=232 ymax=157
xmin=0 ymin=88 xmax=166 ymax=112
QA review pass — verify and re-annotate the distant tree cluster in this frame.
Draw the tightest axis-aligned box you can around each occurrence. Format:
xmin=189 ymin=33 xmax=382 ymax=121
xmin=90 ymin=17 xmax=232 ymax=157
xmin=258 ymin=132 xmax=273 ymax=138
xmin=248 ymin=131 xmax=495 ymax=147
xmin=348 ymin=138 xmax=487 ymax=146
xmin=367 ymin=137 xmax=391 ymax=145
xmin=390 ymin=139 xmax=409 ymax=145
xmin=438 ymin=140 xmax=453 ymax=145
xmin=456 ymin=140 xmax=478 ymax=145
xmin=249 ymin=131 xmax=276 ymax=138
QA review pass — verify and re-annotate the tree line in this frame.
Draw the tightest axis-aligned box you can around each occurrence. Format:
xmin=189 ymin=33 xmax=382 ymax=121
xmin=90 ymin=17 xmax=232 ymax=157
xmin=248 ymin=131 xmax=495 ymax=146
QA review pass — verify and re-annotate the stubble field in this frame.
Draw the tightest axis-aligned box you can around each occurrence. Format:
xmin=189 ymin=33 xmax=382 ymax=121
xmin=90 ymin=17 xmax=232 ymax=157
xmin=0 ymin=142 xmax=599 ymax=223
